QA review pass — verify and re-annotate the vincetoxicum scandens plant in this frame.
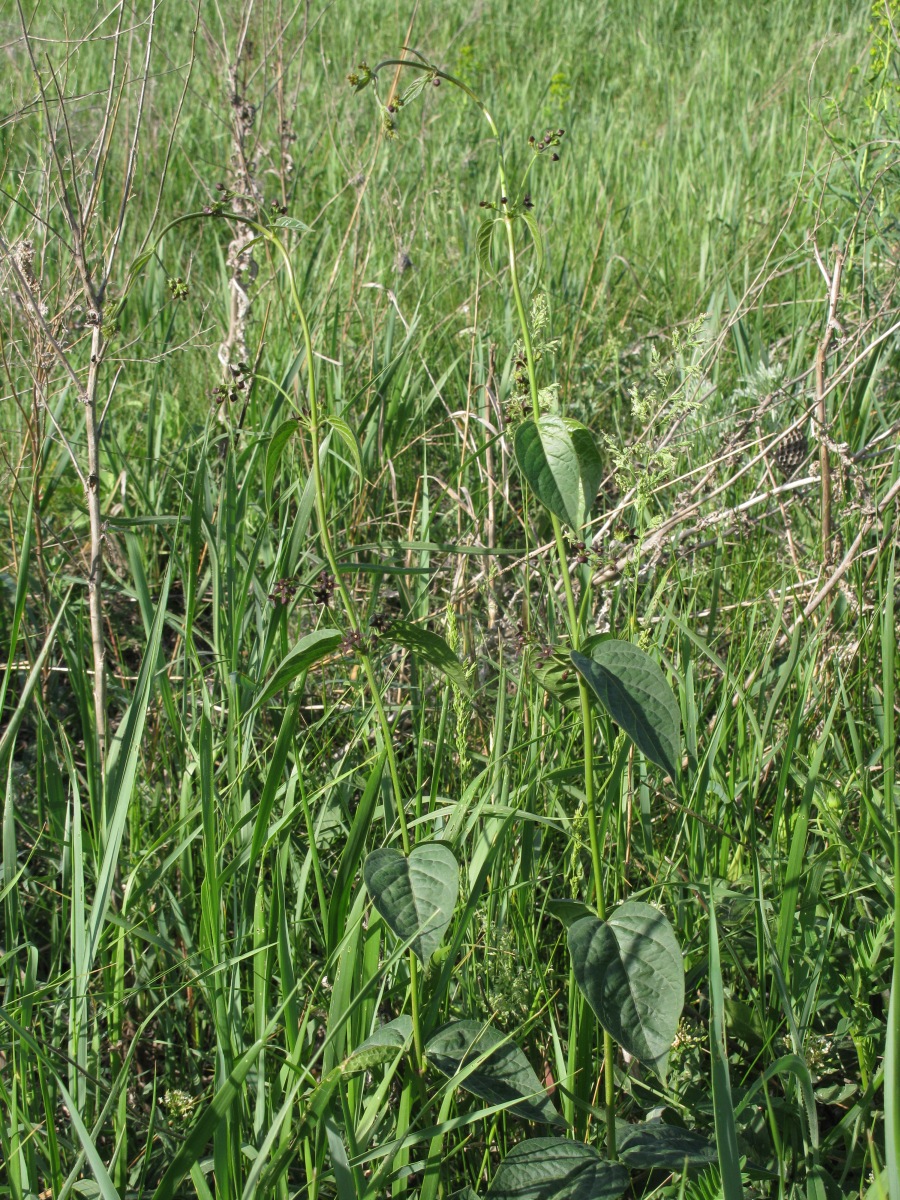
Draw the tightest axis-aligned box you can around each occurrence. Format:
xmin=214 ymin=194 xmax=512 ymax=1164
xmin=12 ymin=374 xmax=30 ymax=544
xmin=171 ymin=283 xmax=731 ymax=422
xmin=351 ymin=50 xmax=688 ymax=1177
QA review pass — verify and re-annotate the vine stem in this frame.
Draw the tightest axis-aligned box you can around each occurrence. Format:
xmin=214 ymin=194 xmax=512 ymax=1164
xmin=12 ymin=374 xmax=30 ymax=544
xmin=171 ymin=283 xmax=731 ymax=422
xmin=497 ymin=129 xmax=617 ymax=1162
xmin=283 ymin=237 xmax=427 ymax=1078
xmin=376 ymin=52 xmax=622 ymax=1154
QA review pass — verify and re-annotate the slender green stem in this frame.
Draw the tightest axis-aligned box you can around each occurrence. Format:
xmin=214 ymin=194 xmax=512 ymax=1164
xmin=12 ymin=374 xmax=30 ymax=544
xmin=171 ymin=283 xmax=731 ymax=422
xmin=282 ymin=233 xmax=425 ymax=1088
xmin=499 ymin=159 xmax=615 ymax=1160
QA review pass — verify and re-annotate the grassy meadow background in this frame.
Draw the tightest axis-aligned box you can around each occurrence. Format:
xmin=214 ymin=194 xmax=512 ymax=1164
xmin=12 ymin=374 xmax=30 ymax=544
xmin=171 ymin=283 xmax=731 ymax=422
xmin=2 ymin=0 xmax=900 ymax=1197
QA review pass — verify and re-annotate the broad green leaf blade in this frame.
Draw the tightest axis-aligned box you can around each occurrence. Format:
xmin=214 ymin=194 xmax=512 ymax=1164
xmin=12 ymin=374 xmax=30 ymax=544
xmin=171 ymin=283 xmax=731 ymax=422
xmin=265 ymin=417 xmax=302 ymax=508
xmin=514 ymin=416 xmax=603 ymax=530
xmin=251 ymin=629 xmax=342 ymax=711
xmin=363 ymin=843 xmax=459 ymax=963
xmin=326 ymin=415 xmax=363 ymax=480
xmin=618 ymin=1121 xmax=717 ymax=1169
xmin=477 ymin=217 xmax=499 ymax=276
xmin=570 ymin=639 xmax=680 ymax=778
xmin=568 ymin=901 xmax=684 ymax=1078
xmin=529 ymin=649 xmax=582 ymax=709
xmin=426 ymin=1020 xmax=562 ymax=1126
xmin=520 ymin=210 xmax=545 ymax=280
xmin=486 ymin=1138 xmax=628 ymax=1200
xmin=342 ymin=1016 xmax=413 ymax=1074
xmin=390 ymin=620 xmax=471 ymax=694
xmin=545 ymin=899 xmax=594 ymax=928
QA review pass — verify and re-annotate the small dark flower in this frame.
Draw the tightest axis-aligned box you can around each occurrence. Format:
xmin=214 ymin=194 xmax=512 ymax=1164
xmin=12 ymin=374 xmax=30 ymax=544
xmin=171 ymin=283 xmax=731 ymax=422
xmin=501 ymin=196 xmax=508 ymax=204
xmin=551 ymin=153 xmax=559 ymax=161
xmin=523 ymin=195 xmax=534 ymax=210
xmin=432 ymin=77 xmax=440 ymax=86
xmin=312 ymin=571 xmax=336 ymax=607
xmin=268 ymin=577 xmax=299 ymax=605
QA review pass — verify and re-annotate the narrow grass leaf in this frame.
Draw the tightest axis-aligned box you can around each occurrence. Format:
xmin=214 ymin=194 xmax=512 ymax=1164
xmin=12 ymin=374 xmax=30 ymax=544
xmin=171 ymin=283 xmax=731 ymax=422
xmin=87 ymin=567 xmax=170 ymax=967
xmin=56 ymin=1081 xmax=121 ymax=1200
xmin=708 ymin=887 xmax=744 ymax=1200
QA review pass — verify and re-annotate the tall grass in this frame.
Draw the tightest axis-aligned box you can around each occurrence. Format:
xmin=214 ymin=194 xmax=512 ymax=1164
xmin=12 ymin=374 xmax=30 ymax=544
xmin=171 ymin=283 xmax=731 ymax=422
xmin=1 ymin=1 xmax=899 ymax=1198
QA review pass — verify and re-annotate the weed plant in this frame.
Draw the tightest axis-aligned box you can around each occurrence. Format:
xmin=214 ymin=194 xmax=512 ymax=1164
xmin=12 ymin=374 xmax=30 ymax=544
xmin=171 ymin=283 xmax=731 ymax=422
xmin=1 ymin=2 xmax=900 ymax=1199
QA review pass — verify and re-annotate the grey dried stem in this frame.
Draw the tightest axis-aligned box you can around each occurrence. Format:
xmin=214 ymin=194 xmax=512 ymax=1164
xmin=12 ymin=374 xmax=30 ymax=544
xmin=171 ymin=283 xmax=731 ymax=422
xmin=6 ymin=2 xmax=158 ymax=765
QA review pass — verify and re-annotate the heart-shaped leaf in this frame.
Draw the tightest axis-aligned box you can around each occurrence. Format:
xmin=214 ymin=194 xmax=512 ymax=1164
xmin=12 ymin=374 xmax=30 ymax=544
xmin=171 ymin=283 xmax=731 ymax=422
xmin=390 ymin=620 xmax=471 ymax=694
xmin=568 ymin=901 xmax=684 ymax=1078
xmin=426 ymin=1020 xmax=562 ymax=1126
xmin=363 ymin=843 xmax=459 ymax=963
xmin=545 ymin=899 xmax=594 ymax=929
xmin=514 ymin=416 xmax=603 ymax=530
xmin=570 ymin=639 xmax=680 ymax=779
xmin=251 ymin=628 xmax=342 ymax=710
xmin=486 ymin=1138 xmax=628 ymax=1200
xmin=342 ymin=1016 xmax=412 ymax=1075
xmin=617 ymin=1121 xmax=717 ymax=1169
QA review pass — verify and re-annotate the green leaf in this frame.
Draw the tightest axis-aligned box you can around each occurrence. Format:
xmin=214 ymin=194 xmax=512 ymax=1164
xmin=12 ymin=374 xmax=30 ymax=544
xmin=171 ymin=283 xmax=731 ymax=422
xmin=545 ymin=899 xmax=594 ymax=928
xmin=514 ymin=416 xmax=603 ymax=530
xmin=708 ymin=888 xmax=744 ymax=1200
xmin=568 ymin=901 xmax=684 ymax=1078
xmin=400 ymin=73 xmax=432 ymax=105
xmin=342 ymin=1016 xmax=413 ymax=1074
xmin=265 ymin=418 xmax=302 ymax=507
xmin=326 ymin=415 xmax=363 ymax=480
xmin=618 ymin=1121 xmax=717 ymax=1169
xmin=477 ymin=217 xmax=499 ymax=276
xmin=426 ymin=1020 xmax=562 ymax=1125
xmin=251 ymin=629 xmax=342 ymax=711
xmin=570 ymin=639 xmax=680 ymax=779
xmin=272 ymin=215 xmax=311 ymax=233
xmin=363 ymin=842 xmax=459 ymax=963
xmin=520 ymin=210 xmax=545 ymax=280
xmin=529 ymin=649 xmax=582 ymax=709
xmin=390 ymin=620 xmax=471 ymax=694
xmin=486 ymin=1138 xmax=628 ymax=1200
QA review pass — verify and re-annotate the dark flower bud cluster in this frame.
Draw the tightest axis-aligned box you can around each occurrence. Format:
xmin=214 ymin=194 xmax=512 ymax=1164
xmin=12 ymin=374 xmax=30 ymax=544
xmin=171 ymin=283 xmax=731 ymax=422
xmin=369 ymin=610 xmax=393 ymax=637
xmin=312 ymin=572 xmax=335 ymax=607
xmin=530 ymin=127 xmax=565 ymax=160
xmin=269 ymin=200 xmax=288 ymax=217
xmin=210 ymin=361 xmax=251 ymax=404
xmin=340 ymin=628 xmax=365 ymax=655
xmin=203 ymin=182 xmax=233 ymax=217
xmin=167 ymin=276 xmax=190 ymax=301
xmin=569 ymin=538 xmax=599 ymax=568
xmin=268 ymin=577 xmax=298 ymax=605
